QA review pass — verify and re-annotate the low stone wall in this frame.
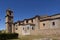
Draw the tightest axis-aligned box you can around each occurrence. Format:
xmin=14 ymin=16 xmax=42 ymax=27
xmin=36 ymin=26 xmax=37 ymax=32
xmin=19 ymin=28 xmax=60 ymax=36
xmin=38 ymin=28 xmax=60 ymax=36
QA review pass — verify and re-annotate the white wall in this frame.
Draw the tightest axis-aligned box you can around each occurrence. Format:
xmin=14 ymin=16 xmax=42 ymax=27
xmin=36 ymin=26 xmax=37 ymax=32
xmin=15 ymin=24 xmax=34 ymax=35
xmin=22 ymin=25 xmax=31 ymax=35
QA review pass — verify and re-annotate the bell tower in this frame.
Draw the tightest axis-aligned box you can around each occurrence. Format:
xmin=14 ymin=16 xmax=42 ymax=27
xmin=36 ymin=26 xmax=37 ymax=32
xmin=5 ymin=9 xmax=13 ymax=33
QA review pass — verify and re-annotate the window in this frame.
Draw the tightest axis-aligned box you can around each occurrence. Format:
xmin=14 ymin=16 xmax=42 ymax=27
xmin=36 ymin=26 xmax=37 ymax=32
xmin=16 ymin=28 xmax=18 ymax=30
xmin=19 ymin=23 xmax=20 ymax=26
xmin=27 ymin=27 xmax=29 ymax=30
xmin=10 ymin=13 xmax=11 ymax=15
xmin=52 ymin=22 xmax=55 ymax=26
xmin=26 ymin=20 xmax=28 ymax=23
xmin=16 ymin=25 xmax=17 ymax=27
xmin=23 ymin=27 xmax=24 ymax=30
xmin=32 ymin=27 xmax=34 ymax=30
xmin=31 ymin=19 xmax=33 ymax=23
xmin=15 ymin=24 xmax=18 ymax=30
xmin=9 ymin=11 xmax=11 ymax=15
xmin=9 ymin=18 xmax=11 ymax=21
xmin=43 ymin=23 xmax=45 ymax=26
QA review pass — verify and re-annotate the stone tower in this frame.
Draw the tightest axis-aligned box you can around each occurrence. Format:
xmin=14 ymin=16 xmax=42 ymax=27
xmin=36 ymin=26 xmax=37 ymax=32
xmin=5 ymin=9 xmax=13 ymax=33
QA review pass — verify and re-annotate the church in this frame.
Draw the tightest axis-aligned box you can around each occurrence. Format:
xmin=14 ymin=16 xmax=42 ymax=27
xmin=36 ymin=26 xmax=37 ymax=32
xmin=5 ymin=9 xmax=60 ymax=36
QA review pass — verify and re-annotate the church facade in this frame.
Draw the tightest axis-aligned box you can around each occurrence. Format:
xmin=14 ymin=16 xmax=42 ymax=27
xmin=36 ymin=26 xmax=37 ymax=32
xmin=5 ymin=9 xmax=60 ymax=36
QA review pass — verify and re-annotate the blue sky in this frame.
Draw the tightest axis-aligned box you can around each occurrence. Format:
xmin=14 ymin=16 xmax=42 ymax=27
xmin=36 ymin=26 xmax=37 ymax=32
xmin=0 ymin=0 xmax=60 ymax=30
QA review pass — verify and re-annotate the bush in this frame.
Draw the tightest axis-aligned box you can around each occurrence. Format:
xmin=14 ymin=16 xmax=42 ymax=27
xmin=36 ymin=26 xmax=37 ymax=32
xmin=0 ymin=33 xmax=18 ymax=40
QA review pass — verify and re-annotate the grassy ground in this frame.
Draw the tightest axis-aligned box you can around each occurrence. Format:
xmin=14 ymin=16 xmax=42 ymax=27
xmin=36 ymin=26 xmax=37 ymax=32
xmin=19 ymin=35 xmax=60 ymax=40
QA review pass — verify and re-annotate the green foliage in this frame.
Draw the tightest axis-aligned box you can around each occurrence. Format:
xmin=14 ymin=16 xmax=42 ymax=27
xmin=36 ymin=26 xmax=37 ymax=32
xmin=0 ymin=33 xmax=18 ymax=40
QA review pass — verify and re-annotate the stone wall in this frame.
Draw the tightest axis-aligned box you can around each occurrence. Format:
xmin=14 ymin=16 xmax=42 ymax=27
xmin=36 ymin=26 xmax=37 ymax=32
xmin=38 ymin=28 xmax=60 ymax=36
